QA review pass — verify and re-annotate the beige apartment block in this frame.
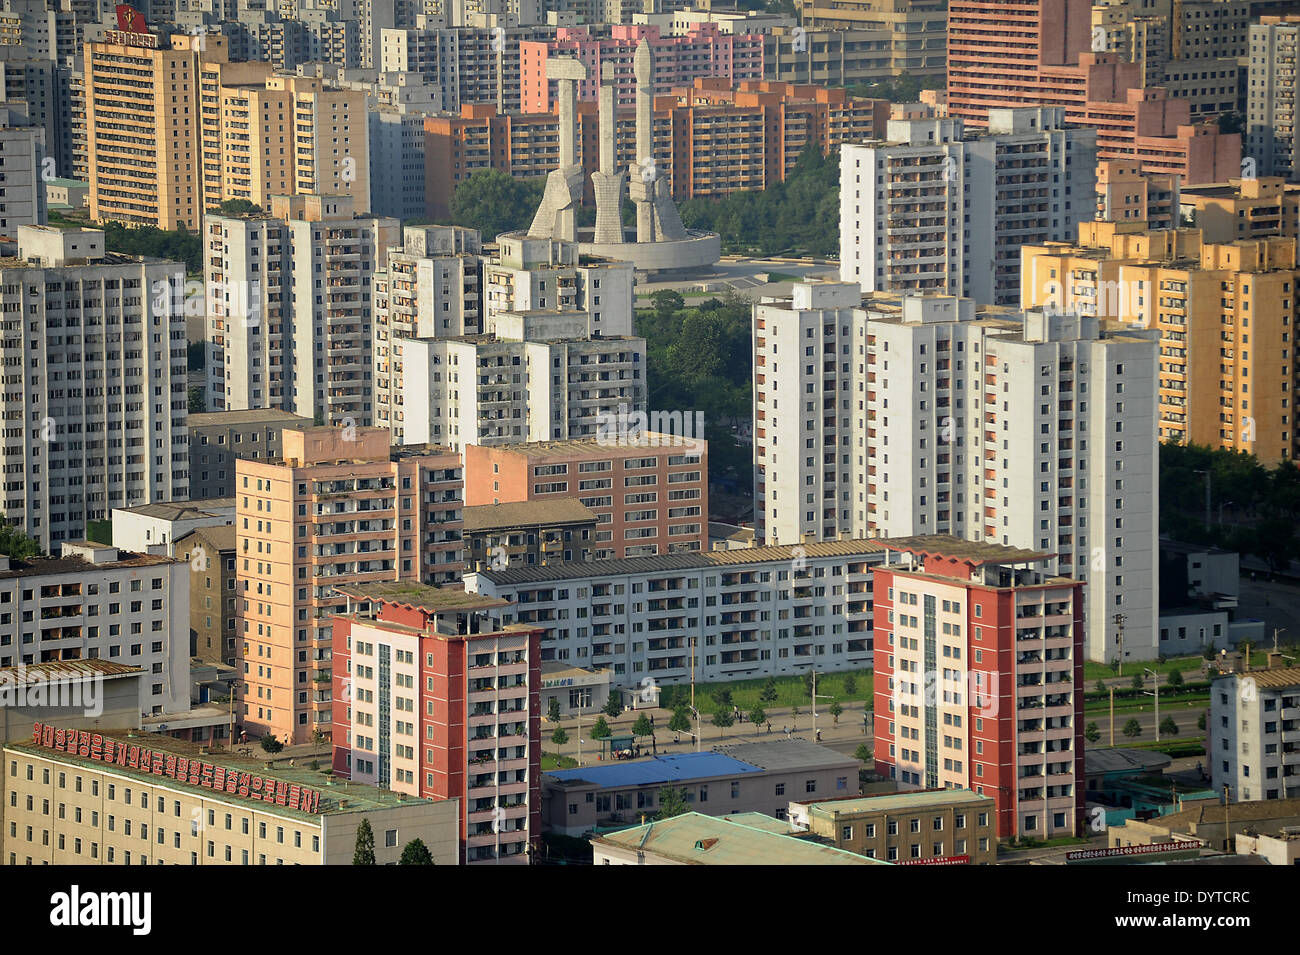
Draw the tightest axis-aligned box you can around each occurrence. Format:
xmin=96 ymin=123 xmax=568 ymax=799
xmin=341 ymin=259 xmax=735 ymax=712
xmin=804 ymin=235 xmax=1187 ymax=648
xmin=235 ymin=427 xmax=463 ymax=745
xmin=1021 ymin=221 xmax=1299 ymax=463
xmin=1180 ymin=177 xmax=1300 ymax=244
xmin=2 ymin=729 xmax=460 ymax=864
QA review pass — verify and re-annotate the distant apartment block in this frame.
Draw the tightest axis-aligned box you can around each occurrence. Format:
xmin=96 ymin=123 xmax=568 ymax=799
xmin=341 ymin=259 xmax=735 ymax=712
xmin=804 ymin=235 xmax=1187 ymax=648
xmin=464 ymin=434 xmax=708 ymax=559
xmin=1180 ymin=177 xmax=1300 ymax=243
xmin=1210 ymin=667 xmax=1300 ymax=803
xmin=176 ymin=523 xmax=237 ymax=666
xmin=187 ymin=409 xmax=313 ymax=500
xmin=1096 ymin=160 xmax=1180 ymax=230
xmin=871 ymin=544 xmax=1085 ymax=840
xmin=235 ymin=426 xmax=463 ymax=744
xmin=839 ymin=110 xmax=1097 ymax=306
xmin=462 ymin=499 xmax=598 ymax=571
xmin=0 ymin=225 xmax=189 ymax=550
xmin=1248 ymin=17 xmax=1300 ymax=181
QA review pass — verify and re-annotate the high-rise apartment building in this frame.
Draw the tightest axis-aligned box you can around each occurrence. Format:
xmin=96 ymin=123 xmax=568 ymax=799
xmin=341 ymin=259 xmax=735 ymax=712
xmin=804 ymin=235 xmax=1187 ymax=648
xmin=205 ymin=194 xmax=400 ymax=426
xmin=1248 ymin=17 xmax=1300 ymax=181
xmin=0 ymin=109 xmax=46 ymax=244
xmin=332 ymin=583 xmax=544 ymax=864
xmin=753 ymin=280 xmax=1159 ymax=662
xmin=1021 ymin=221 xmax=1300 ymax=465
xmin=234 ymin=426 xmax=463 ymax=744
xmin=872 ymin=542 xmax=1085 ymax=840
xmin=0 ymin=225 xmax=189 ymax=550
xmin=1095 ymin=160 xmax=1180 ymax=230
xmin=373 ymin=224 xmax=484 ymax=442
xmin=839 ymin=110 xmax=1097 ymax=306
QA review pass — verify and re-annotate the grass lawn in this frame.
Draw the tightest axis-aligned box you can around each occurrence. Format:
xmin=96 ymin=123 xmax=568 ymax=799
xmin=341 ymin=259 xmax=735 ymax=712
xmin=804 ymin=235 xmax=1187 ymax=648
xmin=1083 ymin=647 xmax=1294 ymax=683
xmin=1083 ymin=694 xmax=1209 ymax=716
xmin=764 ymin=271 xmax=802 ymax=283
xmin=657 ymin=669 xmax=873 ymax=716
xmin=1003 ymin=836 xmax=1092 ymax=851
xmin=540 ymin=752 xmax=578 ymax=772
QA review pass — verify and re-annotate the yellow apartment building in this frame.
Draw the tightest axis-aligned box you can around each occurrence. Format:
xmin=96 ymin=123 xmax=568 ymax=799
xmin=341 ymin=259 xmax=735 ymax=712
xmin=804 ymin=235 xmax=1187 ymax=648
xmin=1180 ymin=176 xmax=1300 ymax=244
xmin=235 ymin=427 xmax=463 ymax=745
xmin=1022 ymin=222 xmax=1298 ymax=464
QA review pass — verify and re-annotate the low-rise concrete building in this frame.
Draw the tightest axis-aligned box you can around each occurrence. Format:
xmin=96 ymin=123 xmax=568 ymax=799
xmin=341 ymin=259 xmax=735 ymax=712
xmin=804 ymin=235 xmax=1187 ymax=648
xmin=787 ymin=789 xmax=998 ymax=864
xmin=1109 ymin=797 xmax=1300 ymax=853
xmin=541 ymin=662 xmax=611 ymax=718
xmin=0 ymin=661 xmax=143 ymax=743
xmin=542 ymin=738 xmax=861 ymax=835
xmin=1235 ymin=828 xmax=1300 ymax=864
xmin=1210 ymin=667 xmax=1300 ymax=804
xmin=592 ymin=810 xmax=886 ymax=865
xmin=463 ymin=499 xmax=598 ymax=572
xmin=176 ymin=525 xmax=237 ymax=667
xmin=1 ymin=726 xmax=461 ymax=865
xmin=110 ymin=499 xmax=235 ymax=557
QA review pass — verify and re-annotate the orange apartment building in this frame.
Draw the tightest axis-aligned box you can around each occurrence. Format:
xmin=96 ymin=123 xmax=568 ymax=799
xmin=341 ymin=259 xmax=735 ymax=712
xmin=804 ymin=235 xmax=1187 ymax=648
xmin=1096 ymin=159 xmax=1181 ymax=229
xmin=947 ymin=0 xmax=1239 ymax=183
xmin=86 ymin=30 xmax=369 ymax=230
xmin=1021 ymin=221 xmax=1300 ymax=464
xmin=463 ymin=434 xmax=708 ymax=560
xmin=423 ymin=81 xmax=888 ymax=219
xmin=235 ymin=427 xmax=464 ymax=745
xmin=1180 ymin=176 xmax=1300 ymax=244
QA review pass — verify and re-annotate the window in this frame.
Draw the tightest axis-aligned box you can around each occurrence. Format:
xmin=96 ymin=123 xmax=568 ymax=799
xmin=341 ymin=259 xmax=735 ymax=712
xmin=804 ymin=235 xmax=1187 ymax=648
xmin=384 ymin=829 xmax=398 ymax=848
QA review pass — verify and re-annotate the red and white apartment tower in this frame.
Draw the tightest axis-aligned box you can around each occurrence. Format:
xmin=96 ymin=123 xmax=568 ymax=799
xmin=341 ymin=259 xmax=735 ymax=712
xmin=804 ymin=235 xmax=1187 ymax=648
xmin=872 ymin=542 xmax=1085 ymax=840
xmin=331 ymin=583 xmax=543 ymax=864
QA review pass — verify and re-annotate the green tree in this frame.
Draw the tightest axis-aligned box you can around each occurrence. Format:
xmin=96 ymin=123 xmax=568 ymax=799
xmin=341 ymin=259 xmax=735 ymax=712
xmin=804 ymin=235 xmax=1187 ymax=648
xmin=591 ymin=717 xmax=612 ymax=740
xmin=216 ymin=198 xmax=262 ymax=216
xmin=188 ymin=385 xmax=206 ymax=414
xmin=712 ymin=709 xmax=735 ymax=729
xmin=1084 ymin=722 xmax=1100 ymax=743
xmin=829 ymin=700 xmax=843 ymax=724
xmin=1159 ymin=716 xmax=1179 ymax=737
xmin=669 ymin=705 xmax=692 ymax=735
xmin=749 ymin=705 xmax=767 ymax=727
xmin=759 ymin=677 xmax=778 ymax=703
xmin=655 ymin=785 xmax=690 ymax=820
xmin=551 ymin=725 xmax=569 ymax=746
xmin=632 ymin=714 xmax=653 ymax=738
xmin=399 ymin=838 xmax=434 ymax=865
xmin=649 ymin=288 xmax=685 ymax=318
xmin=1095 ymin=680 xmax=1108 ymax=693
xmin=353 ymin=818 xmax=376 ymax=865
xmin=802 ymin=671 xmax=815 ymax=700
xmin=547 ymin=696 xmax=561 ymax=723
xmin=447 ymin=169 xmax=545 ymax=240
xmin=1197 ymin=711 xmax=1207 ymax=731
xmin=259 ymin=733 xmax=283 ymax=754
xmin=603 ymin=690 xmax=624 ymax=718
xmin=854 ymin=743 xmax=871 ymax=763
xmin=714 ymin=687 xmax=734 ymax=711
xmin=0 ymin=525 xmax=41 ymax=560
xmin=842 ymin=673 xmax=858 ymax=696
xmin=187 ymin=341 xmax=206 ymax=371
xmin=1167 ymin=669 xmax=1184 ymax=687
xmin=1122 ymin=718 xmax=1142 ymax=739
xmin=1131 ymin=673 xmax=1145 ymax=690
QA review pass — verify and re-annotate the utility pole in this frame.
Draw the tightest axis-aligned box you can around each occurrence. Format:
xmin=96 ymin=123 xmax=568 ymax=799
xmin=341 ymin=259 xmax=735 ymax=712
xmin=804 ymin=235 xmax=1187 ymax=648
xmin=811 ymin=669 xmax=832 ymax=742
xmin=1113 ymin=613 xmax=1127 ymax=678
xmin=1109 ymin=685 xmax=1115 ymax=747
xmin=1145 ymin=668 xmax=1160 ymax=742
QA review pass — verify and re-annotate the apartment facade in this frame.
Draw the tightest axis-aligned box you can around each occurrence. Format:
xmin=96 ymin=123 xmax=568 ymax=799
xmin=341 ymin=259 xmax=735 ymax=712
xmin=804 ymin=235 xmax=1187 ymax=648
xmin=465 ymin=537 xmax=892 ymax=684
xmin=464 ymin=434 xmax=707 ymax=559
xmin=1096 ymin=160 xmax=1180 ymax=231
xmin=205 ymin=194 xmax=400 ymax=426
xmin=2 ymin=726 xmax=460 ymax=865
xmin=872 ymin=546 xmax=1085 ymax=840
xmin=331 ymin=583 xmax=543 ymax=864
xmin=187 ymin=409 xmax=313 ymax=500
xmin=753 ymin=281 xmax=1159 ymax=662
xmin=373 ymin=225 xmax=485 ymax=442
xmin=1021 ymin=222 xmax=1299 ymax=464
xmin=234 ymin=427 xmax=463 ymax=745
xmin=177 ymin=523 xmax=237 ymax=666
xmin=1210 ymin=668 xmax=1300 ymax=803
xmin=0 ymin=225 xmax=189 ymax=550
xmin=839 ymin=110 xmax=1097 ymax=306
xmin=0 ymin=114 xmax=45 ymax=242
xmin=1248 ymin=17 xmax=1300 ymax=181
xmin=0 ymin=542 xmax=189 ymax=716
xmin=1181 ymin=177 xmax=1300 ymax=243
xmin=462 ymin=499 xmax=597 ymax=571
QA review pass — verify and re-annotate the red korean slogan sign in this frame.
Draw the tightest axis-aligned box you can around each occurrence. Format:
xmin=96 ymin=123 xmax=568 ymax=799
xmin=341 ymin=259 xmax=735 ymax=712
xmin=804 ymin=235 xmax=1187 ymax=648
xmin=31 ymin=722 xmax=320 ymax=814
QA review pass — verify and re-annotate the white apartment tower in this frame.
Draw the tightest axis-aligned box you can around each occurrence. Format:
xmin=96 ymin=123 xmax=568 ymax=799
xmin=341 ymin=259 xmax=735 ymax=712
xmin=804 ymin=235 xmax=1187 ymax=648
xmin=754 ymin=281 xmax=1160 ymax=663
xmin=1247 ymin=17 xmax=1300 ymax=181
xmin=206 ymin=194 xmax=400 ymax=426
xmin=399 ymin=234 xmax=645 ymax=449
xmin=1210 ymin=667 xmax=1300 ymax=803
xmin=840 ymin=109 xmax=1097 ymax=307
xmin=373 ymin=224 xmax=484 ymax=441
xmin=0 ymin=225 xmax=189 ymax=551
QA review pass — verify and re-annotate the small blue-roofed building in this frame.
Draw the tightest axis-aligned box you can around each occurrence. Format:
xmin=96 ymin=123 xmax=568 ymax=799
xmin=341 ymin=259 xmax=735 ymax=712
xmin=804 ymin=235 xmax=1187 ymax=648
xmin=541 ymin=738 xmax=862 ymax=836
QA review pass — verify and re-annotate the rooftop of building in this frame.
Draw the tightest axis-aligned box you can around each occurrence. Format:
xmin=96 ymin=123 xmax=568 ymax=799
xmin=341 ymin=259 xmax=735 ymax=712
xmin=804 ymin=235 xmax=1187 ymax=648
xmin=1134 ymin=797 xmax=1300 ymax=832
xmin=592 ymin=812 xmax=884 ymax=865
xmin=0 ymin=548 xmax=178 ymax=580
xmin=462 ymin=499 xmax=597 ymax=532
xmin=469 ymin=538 xmax=887 ymax=586
xmin=5 ymin=730 xmax=430 ymax=818
xmin=0 ymin=660 xmax=142 ymax=684
xmin=541 ymin=661 xmax=611 ymax=680
xmin=1084 ymin=747 xmax=1173 ymax=776
xmin=1216 ymin=666 xmax=1300 ymax=690
xmin=708 ymin=522 xmax=755 ymax=543
xmin=334 ymin=580 xmax=509 ymax=613
xmin=472 ymin=433 xmax=703 ymax=459
xmin=187 ymin=409 xmax=313 ymax=428
xmin=174 ymin=524 xmax=236 ymax=552
xmin=879 ymin=535 xmax=1050 ymax=566
xmin=113 ymin=498 xmax=235 ymax=521
xmin=797 ymin=788 xmax=992 ymax=817
xmin=545 ymin=751 xmax=765 ymax=788
xmin=712 ymin=738 xmax=860 ymax=772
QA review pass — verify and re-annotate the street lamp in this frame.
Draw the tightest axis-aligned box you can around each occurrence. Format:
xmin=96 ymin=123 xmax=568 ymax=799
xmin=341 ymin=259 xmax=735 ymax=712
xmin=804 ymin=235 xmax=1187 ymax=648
xmin=1144 ymin=668 xmax=1160 ymax=742
xmin=810 ymin=669 xmax=832 ymax=743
